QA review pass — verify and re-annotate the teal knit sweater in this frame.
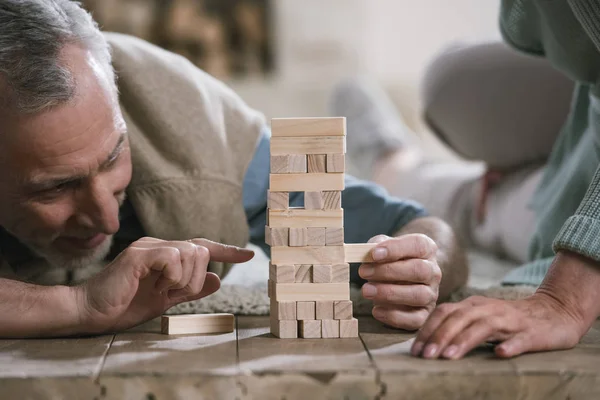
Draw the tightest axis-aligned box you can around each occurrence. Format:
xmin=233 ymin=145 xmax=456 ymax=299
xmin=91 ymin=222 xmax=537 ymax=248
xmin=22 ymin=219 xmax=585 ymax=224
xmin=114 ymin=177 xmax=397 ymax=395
xmin=500 ymin=0 xmax=600 ymax=285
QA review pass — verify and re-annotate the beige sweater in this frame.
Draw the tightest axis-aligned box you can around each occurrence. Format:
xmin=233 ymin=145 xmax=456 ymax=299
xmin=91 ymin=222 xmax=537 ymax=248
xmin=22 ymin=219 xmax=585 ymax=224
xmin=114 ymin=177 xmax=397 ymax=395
xmin=0 ymin=33 xmax=264 ymax=284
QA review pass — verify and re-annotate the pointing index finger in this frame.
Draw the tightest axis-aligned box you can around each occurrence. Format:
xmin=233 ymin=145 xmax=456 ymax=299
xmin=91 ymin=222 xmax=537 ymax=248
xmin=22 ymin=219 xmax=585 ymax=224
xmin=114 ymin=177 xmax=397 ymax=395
xmin=189 ymin=238 xmax=255 ymax=263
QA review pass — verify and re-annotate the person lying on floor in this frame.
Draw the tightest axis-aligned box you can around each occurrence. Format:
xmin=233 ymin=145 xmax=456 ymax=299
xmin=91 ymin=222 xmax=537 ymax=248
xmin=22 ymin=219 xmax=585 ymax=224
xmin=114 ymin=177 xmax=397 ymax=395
xmin=332 ymin=0 xmax=600 ymax=359
xmin=0 ymin=0 xmax=467 ymax=338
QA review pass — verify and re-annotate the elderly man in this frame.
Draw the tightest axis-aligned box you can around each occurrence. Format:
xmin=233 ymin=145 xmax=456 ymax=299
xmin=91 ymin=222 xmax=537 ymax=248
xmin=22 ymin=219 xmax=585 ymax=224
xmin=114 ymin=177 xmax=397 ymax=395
xmin=0 ymin=0 xmax=466 ymax=338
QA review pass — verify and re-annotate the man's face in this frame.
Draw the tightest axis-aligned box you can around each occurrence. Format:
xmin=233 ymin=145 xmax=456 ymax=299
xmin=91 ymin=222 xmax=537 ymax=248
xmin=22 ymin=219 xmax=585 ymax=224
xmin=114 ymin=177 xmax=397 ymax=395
xmin=0 ymin=45 xmax=132 ymax=269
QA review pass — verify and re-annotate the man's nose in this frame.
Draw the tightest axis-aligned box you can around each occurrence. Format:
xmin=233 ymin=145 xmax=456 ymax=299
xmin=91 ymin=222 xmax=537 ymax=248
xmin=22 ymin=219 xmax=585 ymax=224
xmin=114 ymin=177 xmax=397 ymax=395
xmin=75 ymin=180 xmax=120 ymax=235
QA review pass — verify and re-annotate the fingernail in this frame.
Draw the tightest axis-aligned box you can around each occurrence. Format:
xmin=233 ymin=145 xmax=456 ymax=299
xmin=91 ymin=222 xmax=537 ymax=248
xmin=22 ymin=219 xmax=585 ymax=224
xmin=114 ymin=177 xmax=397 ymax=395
xmin=360 ymin=265 xmax=374 ymax=278
xmin=362 ymin=283 xmax=377 ymax=298
xmin=411 ymin=341 xmax=424 ymax=356
xmin=423 ymin=344 xmax=438 ymax=358
xmin=443 ymin=345 xmax=458 ymax=359
xmin=372 ymin=247 xmax=388 ymax=261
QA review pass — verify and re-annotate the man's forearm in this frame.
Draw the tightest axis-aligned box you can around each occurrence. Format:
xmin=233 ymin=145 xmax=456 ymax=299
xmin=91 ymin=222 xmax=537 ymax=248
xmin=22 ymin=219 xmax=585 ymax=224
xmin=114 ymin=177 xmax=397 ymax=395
xmin=537 ymin=251 xmax=600 ymax=333
xmin=0 ymin=278 xmax=81 ymax=338
xmin=395 ymin=216 xmax=468 ymax=300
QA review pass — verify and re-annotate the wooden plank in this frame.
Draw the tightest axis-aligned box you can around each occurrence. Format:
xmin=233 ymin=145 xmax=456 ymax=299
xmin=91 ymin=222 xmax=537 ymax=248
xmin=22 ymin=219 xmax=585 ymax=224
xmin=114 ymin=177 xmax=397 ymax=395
xmin=269 ymin=227 xmax=289 ymax=247
xmin=340 ymin=318 xmax=359 ymax=338
xmin=322 ymin=320 xmax=340 ymax=338
xmin=271 ymin=117 xmax=346 ymax=137
xmin=344 ymin=243 xmax=377 ymax=263
xmin=271 ymin=136 xmax=345 ymax=156
xmin=304 ymin=191 xmax=324 ymax=210
xmin=299 ymin=320 xmax=322 ymax=338
xmin=289 ymin=227 xmax=308 ymax=247
xmin=294 ymin=264 xmax=312 ymax=283
xmin=332 ymin=263 xmax=350 ymax=283
xmin=327 ymin=153 xmax=346 ymax=173
xmin=323 ymin=190 xmax=342 ymax=209
xmin=271 ymin=155 xmax=307 ymax=173
xmin=316 ymin=301 xmax=334 ymax=320
xmin=270 ymin=173 xmax=345 ymax=192
xmin=269 ymin=263 xmax=295 ymax=283
xmin=269 ymin=282 xmax=350 ymax=301
xmin=267 ymin=191 xmax=289 ymax=210
xmin=307 ymin=154 xmax=327 ymax=173
xmin=326 ymin=227 xmax=344 ymax=246
xmin=334 ymin=301 xmax=353 ymax=320
xmin=272 ymin=246 xmax=345 ymax=265
xmin=268 ymin=208 xmax=344 ymax=228
xmin=312 ymin=264 xmax=333 ymax=283
xmin=297 ymin=302 xmax=316 ymax=320
xmin=271 ymin=299 xmax=297 ymax=320
xmin=271 ymin=317 xmax=298 ymax=339
xmin=307 ymin=227 xmax=326 ymax=246
xmin=161 ymin=313 xmax=234 ymax=335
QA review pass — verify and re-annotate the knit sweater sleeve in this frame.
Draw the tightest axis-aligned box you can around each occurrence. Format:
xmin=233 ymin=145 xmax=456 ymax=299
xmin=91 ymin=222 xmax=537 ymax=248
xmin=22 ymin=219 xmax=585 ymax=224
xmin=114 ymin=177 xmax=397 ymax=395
xmin=553 ymin=164 xmax=600 ymax=261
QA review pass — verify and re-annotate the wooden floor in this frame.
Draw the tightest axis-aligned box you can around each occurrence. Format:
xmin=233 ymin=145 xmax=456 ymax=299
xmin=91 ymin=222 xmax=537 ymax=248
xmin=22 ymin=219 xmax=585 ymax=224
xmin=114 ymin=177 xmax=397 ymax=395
xmin=1 ymin=316 xmax=599 ymax=400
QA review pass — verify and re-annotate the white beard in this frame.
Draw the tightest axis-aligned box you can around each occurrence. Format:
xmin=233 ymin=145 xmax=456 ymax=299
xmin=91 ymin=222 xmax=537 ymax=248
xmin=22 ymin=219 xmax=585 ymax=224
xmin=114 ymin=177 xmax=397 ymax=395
xmin=28 ymin=234 xmax=114 ymax=270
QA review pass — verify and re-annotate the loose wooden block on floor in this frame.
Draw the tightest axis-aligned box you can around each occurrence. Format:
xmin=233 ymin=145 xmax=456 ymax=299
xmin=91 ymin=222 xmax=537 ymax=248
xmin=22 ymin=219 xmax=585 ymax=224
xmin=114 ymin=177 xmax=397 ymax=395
xmin=297 ymin=301 xmax=316 ymax=320
xmin=268 ymin=208 xmax=343 ymax=228
xmin=316 ymin=301 xmax=334 ymax=320
xmin=322 ymin=191 xmax=342 ymax=210
xmin=307 ymin=154 xmax=327 ymax=173
xmin=271 ymin=117 xmax=346 ymax=137
xmin=270 ymin=173 xmax=345 ymax=192
xmin=269 ymin=263 xmax=295 ymax=283
xmin=304 ymin=191 xmax=324 ymax=210
xmin=332 ymin=263 xmax=350 ymax=283
xmin=321 ymin=319 xmax=340 ymax=338
xmin=271 ymin=246 xmax=345 ymax=265
xmin=326 ymin=153 xmax=345 ymax=173
xmin=269 ymin=282 xmax=350 ymax=302
xmin=299 ymin=320 xmax=322 ymax=338
xmin=271 ymin=136 xmax=345 ymax=156
xmin=161 ymin=313 xmax=234 ymax=335
xmin=307 ymin=227 xmax=326 ymax=246
xmin=270 ymin=299 xmax=296 ymax=320
xmin=270 ymin=317 xmax=298 ymax=338
xmin=312 ymin=264 xmax=332 ymax=283
xmin=269 ymin=227 xmax=289 ymax=247
xmin=267 ymin=191 xmax=289 ymax=210
xmin=344 ymin=243 xmax=377 ymax=263
xmin=326 ymin=227 xmax=344 ymax=246
xmin=289 ymin=227 xmax=307 ymax=247
xmin=294 ymin=264 xmax=312 ymax=283
xmin=340 ymin=318 xmax=359 ymax=338
xmin=334 ymin=300 xmax=353 ymax=320
xmin=270 ymin=155 xmax=306 ymax=174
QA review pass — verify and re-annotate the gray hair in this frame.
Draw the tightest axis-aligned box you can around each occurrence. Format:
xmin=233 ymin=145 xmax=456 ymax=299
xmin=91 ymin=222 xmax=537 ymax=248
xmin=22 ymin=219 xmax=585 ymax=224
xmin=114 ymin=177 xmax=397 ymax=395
xmin=0 ymin=0 xmax=116 ymax=114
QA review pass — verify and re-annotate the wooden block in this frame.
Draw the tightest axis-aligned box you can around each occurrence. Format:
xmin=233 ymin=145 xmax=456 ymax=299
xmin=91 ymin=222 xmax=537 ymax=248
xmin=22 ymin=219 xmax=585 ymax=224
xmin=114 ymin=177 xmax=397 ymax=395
xmin=268 ymin=279 xmax=273 ymax=298
xmin=272 ymin=246 xmax=345 ymax=265
xmin=268 ymin=209 xmax=343 ymax=228
xmin=161 ymin=313 xmax=234 ymax=335
xmin=321 ymin=319 xmax=340 ymax=338
xmin=307 ymin=154 xmax=327 ymax=173
xmin=270 ymin=283 xmax=350 ymax=302
xmin=270 ymin=316 xmax=297 ymax=338
xmin=344 ymin=243 xmax=377 ymax=263
xmin=265 ymin=225 xmax=271 ymax=246
xmin=334 ymin=300 xmax=353 ymax=320
xmin=268 ymin=191 xmax=289 ymax=210
xmin=299 ymin=320 xmax=322 ymax=338
xmin=326 ymin=228 xmax=344 ymax=246
xmin=294 ymin=264 xmax=312 ymax=283
xmin=271 ymin=136 xmax=345 ymax=156
xmin=269 ymin=263 xmax=295 ymax=283
xmin=270 ymin=227 xmax=289 ymax=247
xmin=340 ymin=318 xmax=359 ymax=338
xmin=270 ymin=155 xmax=307 ymax=174
xmin=304 ymin=191 xmax=324 ymax=210
xmin=289 ymin=227 xmax=308 ymax=247
xmin=307 ymin=227 xmax=326 ymax=246
xmin=270 ymin=173 xmax=345 ymax=192
xmin=326 ymin=153 xmax=346 ymax=173
xmin=316 ymin=301 xmax=334 ymax=320
xmin=297 ymin=301 xmax=316 ymax=320
xmin=332 ymin=263 xmax=350 ymax=283
xmin=312 ymin=264 xmax=332 ymax=283
xmin=270 ymin=299 xmax=296 ymax=320
xmin=271 ymin=117 xmax=346 ymax=137
xmin=323 ymin=191 xmax=342 ymax=210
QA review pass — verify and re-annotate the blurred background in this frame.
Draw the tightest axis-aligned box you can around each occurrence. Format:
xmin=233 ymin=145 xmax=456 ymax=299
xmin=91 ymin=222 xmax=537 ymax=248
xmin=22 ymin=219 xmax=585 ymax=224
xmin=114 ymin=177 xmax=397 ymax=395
xmin=82 ymin=0 xmax=501 ymax=159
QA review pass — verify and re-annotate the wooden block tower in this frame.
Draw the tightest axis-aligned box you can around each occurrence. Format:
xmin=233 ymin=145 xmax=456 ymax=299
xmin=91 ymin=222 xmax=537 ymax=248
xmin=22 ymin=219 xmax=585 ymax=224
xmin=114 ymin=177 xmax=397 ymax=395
xmin=266 ymin=117 xmax=371 ymax=339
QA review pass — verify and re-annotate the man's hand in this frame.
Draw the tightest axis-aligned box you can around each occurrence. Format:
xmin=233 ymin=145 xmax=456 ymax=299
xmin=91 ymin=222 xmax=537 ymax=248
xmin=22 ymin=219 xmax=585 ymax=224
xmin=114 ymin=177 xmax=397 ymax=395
xmin=359 ymin=234 xmax=442 ymax=330
xmin=74 ymin=237 xmax=254 ymax=334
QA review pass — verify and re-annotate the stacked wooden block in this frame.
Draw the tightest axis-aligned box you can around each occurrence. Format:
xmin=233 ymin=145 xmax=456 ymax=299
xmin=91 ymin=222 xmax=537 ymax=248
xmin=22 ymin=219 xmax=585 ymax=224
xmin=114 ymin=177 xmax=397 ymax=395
xmin=266 ymin=117 xmax=358 ymax=339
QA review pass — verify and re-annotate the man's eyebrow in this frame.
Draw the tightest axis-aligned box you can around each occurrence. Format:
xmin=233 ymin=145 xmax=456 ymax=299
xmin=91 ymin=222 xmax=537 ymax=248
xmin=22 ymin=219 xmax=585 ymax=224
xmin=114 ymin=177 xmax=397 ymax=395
xmin=100 ymin=132 xmax=126 ymax=169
